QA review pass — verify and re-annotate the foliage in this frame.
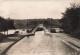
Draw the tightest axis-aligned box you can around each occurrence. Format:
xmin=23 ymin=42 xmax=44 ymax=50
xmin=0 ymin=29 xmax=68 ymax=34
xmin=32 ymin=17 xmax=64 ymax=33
xmin=14 ymin=18 xmax=60 ymax=29
xmin=14 ymin=20 xmax=27 ymax=29
xmin=6 ymin=18 xmax=15 ymax=30
xmin=27 ymin=18 xmax=60 ymax=29
xmin=60 ymin=3 xmax=80 ymax=39
xmin=0 ymin=17 xmax=15 ymax=32
xmin=0 ymin=17 xmax=8 ymax=31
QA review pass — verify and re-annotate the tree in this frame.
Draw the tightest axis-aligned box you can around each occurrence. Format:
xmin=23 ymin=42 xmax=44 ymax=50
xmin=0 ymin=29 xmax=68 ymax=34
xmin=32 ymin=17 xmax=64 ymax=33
xmin=60 ymin=3 xmax=80 ymax=35
xmin=0 ymin=17 xmax=15 ymax=35
xmin=6 ymin=18 xmax=15 ymax=35
xmin=0 ymin=17 xmax=8 ymax=34
xmin=6 ymin=18 xmax=15 ymax=29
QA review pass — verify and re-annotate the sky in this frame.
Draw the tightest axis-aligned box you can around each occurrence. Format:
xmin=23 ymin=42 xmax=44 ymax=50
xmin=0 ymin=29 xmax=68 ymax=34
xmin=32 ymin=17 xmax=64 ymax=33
xmin=0 ymin=0 xmax=80 ymax=19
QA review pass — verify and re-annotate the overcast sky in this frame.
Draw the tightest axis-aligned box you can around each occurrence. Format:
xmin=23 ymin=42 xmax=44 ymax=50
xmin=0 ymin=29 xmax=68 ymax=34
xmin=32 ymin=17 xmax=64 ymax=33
xmin=0 ymin=0 xmax=80 ymax=19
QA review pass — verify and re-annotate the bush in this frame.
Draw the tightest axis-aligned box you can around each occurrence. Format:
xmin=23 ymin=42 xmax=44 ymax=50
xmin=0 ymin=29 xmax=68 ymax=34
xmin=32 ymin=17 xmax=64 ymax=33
xmin=0 ymin=33 xmax=6 ymax=42
xmin=70 ymin=30 xmax=80 ymax=39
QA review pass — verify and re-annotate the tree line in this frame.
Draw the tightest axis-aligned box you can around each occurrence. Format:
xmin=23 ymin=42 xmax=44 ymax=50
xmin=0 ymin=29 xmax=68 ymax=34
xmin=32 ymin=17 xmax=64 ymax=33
xmin=27 ymin=18 xmax=60 ymax=28
xmin=14 ymin=18 xmax=60 ymax=29
xmin=60 ymin=3 xmax=80 ymax=39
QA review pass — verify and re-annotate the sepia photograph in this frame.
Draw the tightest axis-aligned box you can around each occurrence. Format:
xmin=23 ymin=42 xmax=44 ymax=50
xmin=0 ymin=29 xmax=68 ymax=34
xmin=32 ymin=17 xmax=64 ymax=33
xmin=0 ymin=0 xmax=80 ymax=55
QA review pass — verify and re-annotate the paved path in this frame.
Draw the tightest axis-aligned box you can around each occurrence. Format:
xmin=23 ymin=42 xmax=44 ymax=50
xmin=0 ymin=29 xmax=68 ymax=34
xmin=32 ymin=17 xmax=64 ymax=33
xmin=6 ymin=31 xmax=80 ymax=55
